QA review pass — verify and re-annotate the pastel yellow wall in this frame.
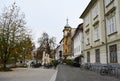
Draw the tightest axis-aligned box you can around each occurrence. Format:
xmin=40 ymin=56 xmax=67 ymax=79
xmin=63 ymin=31 xmax=71 ymax=57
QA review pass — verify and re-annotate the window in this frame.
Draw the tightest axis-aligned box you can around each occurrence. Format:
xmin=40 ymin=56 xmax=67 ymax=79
xmin=65 ymin=40 xmax=67 ymax=45
xmin=65 ymin=49 xmax=67 ymax=53
xmin=107 ymin=13 xmax=116 ymax=34
xmin=59 ymin=51 xmax=62 ymax=58
xmin=85 ymin=33 xmax=90 ymax=45
xmin=105 ymin=0 xmax=113 ymax=6
xmin=87 ymin=51 xmax=90 ymax=62
xmin=109 ymin=44 xmax=117 ymax=63
xmin=85 ymin=15 xmax=89 ymax=27
xmin=95 ymin=49 xmax=100 ymax=63
xmin=87 ymin=38 xmax=90 ymax=44
xmin=86 ymin=36 xmax=90 ymax=45
xmin=94 ymin=25 xmax=99 ymax=41
xmin=92 ymin=4 xmax=98 ymax=19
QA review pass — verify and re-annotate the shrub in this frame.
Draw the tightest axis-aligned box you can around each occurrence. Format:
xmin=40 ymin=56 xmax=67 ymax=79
xmin=0 ymin=67 xmax=12 ymax=71
xmin=66 ymin=59 xmax=73 ymax=65
xmin=53 ymin=60 xmax=59 ymax=67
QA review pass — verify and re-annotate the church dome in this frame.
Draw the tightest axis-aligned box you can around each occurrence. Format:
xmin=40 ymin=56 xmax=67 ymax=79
xmin=64 ymin=18 xmax=71 ymax=29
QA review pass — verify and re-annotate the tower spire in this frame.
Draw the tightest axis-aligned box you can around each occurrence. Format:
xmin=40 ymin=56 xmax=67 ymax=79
xmin=66 ymin=18 xmax=68 ymax=25
xmin=66 ymin=18 xmax=69 ymax=27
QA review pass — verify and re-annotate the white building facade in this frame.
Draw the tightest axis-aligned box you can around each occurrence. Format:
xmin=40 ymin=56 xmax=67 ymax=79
xmin=55 ymin=45 xmax=60 ymax=60
xmin=55 ymin=38 xmax=64 ymax=60
xmin=72 ymin=23 xmax=84 ymax=64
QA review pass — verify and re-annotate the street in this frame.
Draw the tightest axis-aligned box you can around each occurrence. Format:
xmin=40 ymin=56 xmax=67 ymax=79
xmin=55 ymin=64 xmax=120 ymax=81
xmin=0 ymin=65 xmax=120 ymax=81
xmin=0 ymin=68 xmax=57 ymax=81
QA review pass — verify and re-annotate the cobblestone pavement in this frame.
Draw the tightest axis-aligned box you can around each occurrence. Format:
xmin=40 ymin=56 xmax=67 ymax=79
xmin=0 ymin=68 xmax=56 ymax=81
xmin=55 ymin=64 xmax=120 ymax=81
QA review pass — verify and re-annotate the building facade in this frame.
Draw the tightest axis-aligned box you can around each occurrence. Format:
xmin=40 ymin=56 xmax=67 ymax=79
xmin=59 ymin=38 xmax=64 ymax=59
xmin=55 ymin=38 xmax=64 ymax=60
xmin=63 ymin=19 xmax=76 ymax=59
xmin=55 ymin=45 xmax=60 ymax=60
xmin=80 ymin=0 xmax=120 ymax=66
xmin=104 ymin=0 xmax=120 ymax=64
xmin=80 ymin=0 xmax=106 ymax=64
xmin=72 ymin=23 xmax=84 ymax=64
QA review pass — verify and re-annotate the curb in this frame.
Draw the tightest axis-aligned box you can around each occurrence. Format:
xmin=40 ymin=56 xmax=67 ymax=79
xmin=49 ymin=70 xmax=58 ymax=81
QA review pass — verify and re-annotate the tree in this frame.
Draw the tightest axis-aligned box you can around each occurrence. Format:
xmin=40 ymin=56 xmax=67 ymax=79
xmin=19 ymin=36 xmax=34 ymax=64
xmin=0 ymin=3 xmax=30 ymax=70
xmin=37 ymin=32 xmax=56 ymax=60
xmin=11 ymin=35 xmax=34 ymax=65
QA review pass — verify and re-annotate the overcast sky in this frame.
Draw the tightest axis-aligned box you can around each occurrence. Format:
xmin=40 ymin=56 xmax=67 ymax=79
xmin=0 ymin=0 xmax=90 ymax=47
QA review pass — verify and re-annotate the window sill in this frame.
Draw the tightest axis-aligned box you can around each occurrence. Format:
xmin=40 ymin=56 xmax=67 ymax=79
xmin=93 ymin=15 xmax=98 ymax=20
xmin=86 ymin=43 xmax=90 ymax=46
xmin=85 ymin=28 xmax=90 ymax=33
xmin=94 ymin=39 xmax=100 ymax=42
xmin=85 ymin=24 xmax=89 ymax=27
xmin=105 ymin=6 xmax=116 ymax=16
xmin=93 ymin=20 xmax=99 ymax=26
xmin=108 ymin=31 xmax=117 ymax=36
xmin=106 ymin=0 xmax=114 ymax=8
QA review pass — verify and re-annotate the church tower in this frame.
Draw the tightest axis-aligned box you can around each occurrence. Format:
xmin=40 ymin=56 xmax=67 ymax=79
xmin=63 ymin=19 xmax=72 ymax=59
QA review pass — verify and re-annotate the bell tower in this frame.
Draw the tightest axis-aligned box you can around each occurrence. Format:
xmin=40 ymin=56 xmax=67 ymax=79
xmin=63 ymin=18 xmax=71 ymax=59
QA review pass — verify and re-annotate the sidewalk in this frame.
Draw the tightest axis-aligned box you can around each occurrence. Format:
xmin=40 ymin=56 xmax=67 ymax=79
xmin=0 ymin=68 xmax=57 ymax=81
xmin=55 ymin=64 xmax=120 ymax=81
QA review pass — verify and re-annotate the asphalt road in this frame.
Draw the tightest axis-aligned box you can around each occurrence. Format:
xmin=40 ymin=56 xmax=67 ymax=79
xmin=55 ymin=64 xmax=120 ymax=81
xmin=0 ymin=68 xmax=57 ymax=81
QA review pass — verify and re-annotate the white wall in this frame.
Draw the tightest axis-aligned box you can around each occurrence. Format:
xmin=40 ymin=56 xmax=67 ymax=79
xmin=73 ymin=31 xmax=83 ymax=57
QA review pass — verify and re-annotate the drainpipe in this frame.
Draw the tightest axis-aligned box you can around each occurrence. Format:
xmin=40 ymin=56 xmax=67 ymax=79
xmin=103 ymin=0 xmax=108 ymax=65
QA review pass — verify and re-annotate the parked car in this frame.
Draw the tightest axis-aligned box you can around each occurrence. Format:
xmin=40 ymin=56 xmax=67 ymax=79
xmin=32 ymin=63 xmax=42 ymax=68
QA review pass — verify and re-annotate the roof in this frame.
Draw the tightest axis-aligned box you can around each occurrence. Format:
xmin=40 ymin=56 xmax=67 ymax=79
xmin=56 ymin=45 xmax=60 ymax=50
xmin=64 ymin=18 xmax=71 ymax=31
xmin=59 ymin=38 xmax=63 ymax=44
xmin=71 ymin=28 xmax=76 ymax=38
xmin=80 ymin=0 xmax=97 ymax=18
xmin=72 ymin=23 xmax=83 ymax=39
